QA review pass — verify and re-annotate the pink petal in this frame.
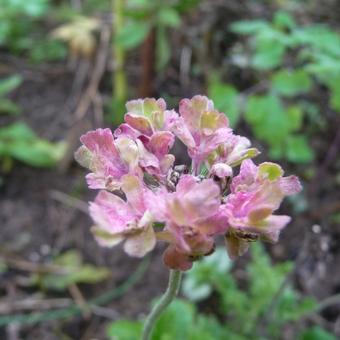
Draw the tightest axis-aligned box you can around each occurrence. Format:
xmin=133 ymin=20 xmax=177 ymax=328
xmin=89 ymin=190 xmax=136 ymax=234
xmin=148 ymin=131 xmax=175 ymax=158
xmin=124 ymin=113 xmax=153 ymax=136
xmin=168 ymin=115 xmax=196 ymax=149
xmin=121 ymin=175 xmax=146 ymax=215
xmin=114 ymin=123 xmax=141 ymax=139
xmin=80 ymin=128 xmax=118 ymax=158
xmin=179 ymin=95 xmax=214 ymax=133
xmin=279 ymin=175 xmax=302 ymax=196
xmin=230 ymin=159 xmax=257 ymax=192
xmin=124 ymin=222 xmax=156 ymax=257
xmin=173 ymin=177 xmax=221 ymax=224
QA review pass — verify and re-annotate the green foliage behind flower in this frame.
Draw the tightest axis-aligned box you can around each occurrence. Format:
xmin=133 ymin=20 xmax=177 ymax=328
xmin=116 ymin=0 xmax=201 ymax=71
xmin=0 ymin=122 xmax=66 ymax=171
xmin=107 ymin=243 xmax=336 ymax=339
xmin=209 ymin=10 xmax=340 ymax=163
xmin=0 ymin=0 xmax=66 ymax=61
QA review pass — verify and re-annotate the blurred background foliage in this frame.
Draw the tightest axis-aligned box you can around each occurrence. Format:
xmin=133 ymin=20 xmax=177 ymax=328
xmin=0 ymin=0 xmax=339 ymax=339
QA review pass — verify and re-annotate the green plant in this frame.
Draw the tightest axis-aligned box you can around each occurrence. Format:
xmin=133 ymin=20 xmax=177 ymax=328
xmin=109 ymin=0 xmax=201 ymax=123
xmin=107 ymin=299 xmax=238 ymax=340
xmin=0 ymin=75 xmax=22 ymax=115
xmin=29 ymin=249 xmax=110 ymax=291
xmin=182 ymin=243 xmax=318 ymax=338
xmin=117 ymin=0 xmax=200 ymax=70
xmin=0 ymin=0 xmax=48 ymax=51
xmin=210 ymin=11 xmax=340 ymax=163
xmin=106 ymin=243 xmax=335 ymax=339
xmin=0 ymin=122 xmax=66 ymax=171
xmin=0 ymin=0 xmax=67 ymax=61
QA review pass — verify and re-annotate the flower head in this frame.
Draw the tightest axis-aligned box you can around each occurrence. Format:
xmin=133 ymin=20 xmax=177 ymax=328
xmin=75 ymin=96 xmax=302 ymax=271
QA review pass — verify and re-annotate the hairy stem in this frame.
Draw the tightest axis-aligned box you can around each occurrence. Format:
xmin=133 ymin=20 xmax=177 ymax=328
xmin=141 ymin=270 xmax=182 ymax=340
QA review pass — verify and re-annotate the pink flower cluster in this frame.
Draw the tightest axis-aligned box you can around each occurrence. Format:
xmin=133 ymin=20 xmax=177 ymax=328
xmin=75 ymin=96 xmax=302 ymax=271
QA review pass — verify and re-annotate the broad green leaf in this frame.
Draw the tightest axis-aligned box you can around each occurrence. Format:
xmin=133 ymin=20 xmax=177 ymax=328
xmin=0 ymin=122 xmax=66 ymax=167
xmin=107 ymin=320 xmax=142 ymax=340
xmin=0 ymin=75 xmax=22 ymax=96
xmin=0 ymin=98 xmax=21 ymax=115
xmin=7 ymin=139 xmax=66 ymax=167
xmin=182 ymin=247 xmax=232 ymax=302
xmin=157 ymin=7 xmax=181 ymax=27
xmin=0 ymin=122 xmax=35 ymax=139
xmin=330 ymin=88 xmax=340 ymax=112
xmin=116 ymin=21 xmax=151 ymax=50
xmin=272 ymin=69 xmax=312 ymax=97
xmin=286 ymin=106 xmax=303 ymax=131
xmin=208 ymin=80 xmax=240 ymax=126
xmin=245 ymin=95 xmax=267 ymax=124
xmin=30 ymin=250 xmax=110 ymax=290
xmin=246 ymin=94 xmax=289 ymax=144
xmin=230 ymin=20 xmax=268 ymax=35
xmin=299 ymin=326 xmax=337 ymax=340
xmin=252 ymin=39 xmax=286 ymax=70
xmin=286 ymin=135 xmax=314 ymax=163
xmin=174 ymin=0 xmax=201 ymax=13
xmin=152 ymin=299 xmax=195 ymax=339
xmin=273 ymin=10 xmax=296 ymax=30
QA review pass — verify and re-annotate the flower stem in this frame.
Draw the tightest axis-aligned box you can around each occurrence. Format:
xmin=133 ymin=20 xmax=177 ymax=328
xmin=141 ymin=270 xmax=182 ymax=340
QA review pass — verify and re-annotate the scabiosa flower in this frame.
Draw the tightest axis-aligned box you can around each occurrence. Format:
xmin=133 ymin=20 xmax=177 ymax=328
xmin=75 ymin=96 xmax=302 ymax=271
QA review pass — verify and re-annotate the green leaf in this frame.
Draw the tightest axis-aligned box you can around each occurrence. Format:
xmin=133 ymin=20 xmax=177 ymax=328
xmin=230 ymin=20 xmax=268 ymax=35
xmin=0 ymin=121 xmax=35 ymax=139
xmin=208 ymin=80 xmax=240 ymax=126
xmin=157 ymin=7 xmax=181 ymax=27
xmin=0 ymin=75 xmax=22 ymax=96
xmin=0 ymin=122 xmax=66 ymax=167
xmin=30 ymin=250 xmax=110 ymax=291
xmin=0 ymin=98 xmax=21 ymax=115
xmin=330 ymin=88 xmax=340 ymax=112
xmin=273 ymin=11 xmax=296 ymax=30
xmin=246 ymin=95 xmax=289 ymax=144
xmin=286 ymin=135 xmax=314 ymax=163
xmin=245 ymin=95 xmax=267 ymax=124
xmin=272 ymin=69 xmax=312 ymax=97
xmin=152 ymin=299 xmax=195 ymax=339
xmin=299 ymin=326 xmax=337 ymax=340
xmin=7 ymin=139 xmax=66 ymax=167
xmin=252 ymin=39 xmax=286 ymax=70
xmin=182 ymin=247 xmax=232 ymax=302
xmin=286 ymin=106 xmax=303 ymax=131
xmin=116 ymin=21 xmax=151 ymax=50
xmin=107 ymin=320 xmax=142 ymax=340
